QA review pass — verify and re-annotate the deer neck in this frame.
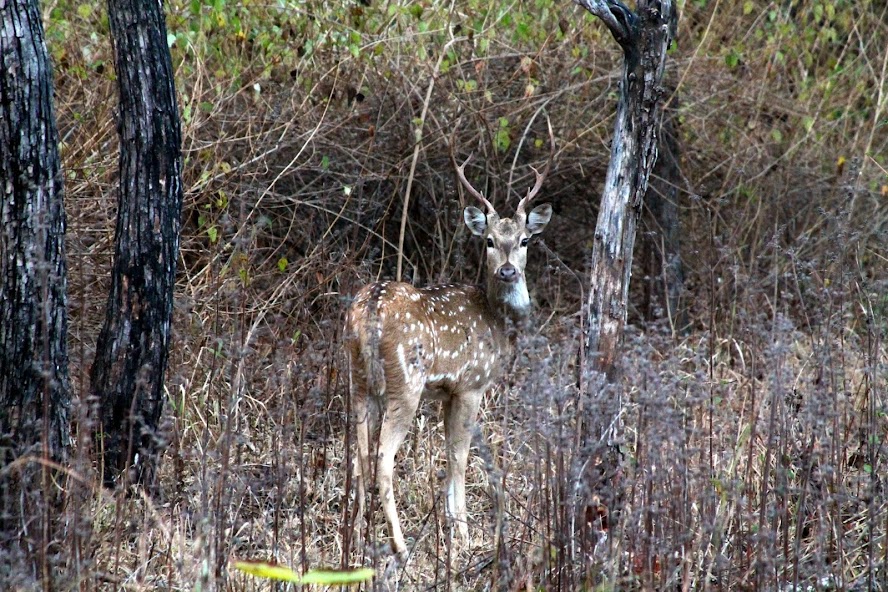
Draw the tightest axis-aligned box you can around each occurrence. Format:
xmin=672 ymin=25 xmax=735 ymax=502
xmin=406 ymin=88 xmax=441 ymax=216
xmin=485 ymin=275 xmax=531 ymax=322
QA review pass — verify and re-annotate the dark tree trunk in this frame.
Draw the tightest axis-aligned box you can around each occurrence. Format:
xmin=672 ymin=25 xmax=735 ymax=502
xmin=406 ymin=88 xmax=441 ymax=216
xmin=642 ymin=94 xmax=686 ymax=330
xmin=576 ymin=0 xmax=676 ymax=375
xmin=91 ymin=0 xmax=183 ymax=488
xmin=0 ymin=0 xmax=71 ymax=579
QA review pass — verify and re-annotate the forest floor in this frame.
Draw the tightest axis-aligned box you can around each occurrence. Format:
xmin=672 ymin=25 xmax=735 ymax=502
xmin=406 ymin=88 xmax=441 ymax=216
xmin=27 ymin=0 xmax=888 ymax=589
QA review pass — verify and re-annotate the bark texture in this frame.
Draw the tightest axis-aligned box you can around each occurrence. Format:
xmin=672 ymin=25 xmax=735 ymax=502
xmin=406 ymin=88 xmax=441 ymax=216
xmin=575 ymin=0 xmax=676 ymax=375
xmin=0 ymin=0 xmax=70 ymax=576
xmin=91 ymin=0 xmax=183 ymax=487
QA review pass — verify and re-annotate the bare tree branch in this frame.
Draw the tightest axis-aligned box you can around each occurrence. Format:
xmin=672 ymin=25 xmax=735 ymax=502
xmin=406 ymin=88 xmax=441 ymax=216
xmin=573 ymin=0 xmax=638 ymax=49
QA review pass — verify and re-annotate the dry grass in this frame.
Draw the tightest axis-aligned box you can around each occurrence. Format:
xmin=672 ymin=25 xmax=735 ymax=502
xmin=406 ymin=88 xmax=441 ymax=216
xmin=10 ymin=0 xmax=887 ymax=590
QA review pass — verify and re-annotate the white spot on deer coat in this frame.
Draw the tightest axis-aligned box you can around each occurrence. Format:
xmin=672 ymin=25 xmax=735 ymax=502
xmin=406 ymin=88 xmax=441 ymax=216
xmin=397 ymin=343 xmax=410 ymax=378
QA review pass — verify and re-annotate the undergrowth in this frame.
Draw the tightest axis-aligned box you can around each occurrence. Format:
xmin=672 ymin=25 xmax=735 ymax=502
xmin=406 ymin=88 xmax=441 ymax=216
xmin=10 ymin=0 xmax=887 ymax=589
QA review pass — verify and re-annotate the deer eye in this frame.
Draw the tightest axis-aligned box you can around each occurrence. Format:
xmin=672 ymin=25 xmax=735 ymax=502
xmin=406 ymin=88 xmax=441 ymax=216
xmin=520 ymin=237 xmax=529 ymax=247
xmin=486 ymin=237 xmax=495 ymax=248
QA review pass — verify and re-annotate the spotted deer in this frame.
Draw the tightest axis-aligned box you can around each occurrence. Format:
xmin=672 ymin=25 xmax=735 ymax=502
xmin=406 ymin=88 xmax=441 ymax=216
xmin=345 ymin=156 xmax=552 ymax=559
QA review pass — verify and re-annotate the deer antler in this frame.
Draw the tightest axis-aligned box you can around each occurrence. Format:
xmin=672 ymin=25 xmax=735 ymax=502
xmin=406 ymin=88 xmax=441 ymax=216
xmin=516 ymin=116 xmax=555 ymax=219
xmin=455 ymin=154 xmax=497 ymax=215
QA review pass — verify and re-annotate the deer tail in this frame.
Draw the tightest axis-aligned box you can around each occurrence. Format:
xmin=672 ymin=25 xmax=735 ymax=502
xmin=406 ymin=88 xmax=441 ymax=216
xmin=359 ymin=283 xmax=386 ymax=398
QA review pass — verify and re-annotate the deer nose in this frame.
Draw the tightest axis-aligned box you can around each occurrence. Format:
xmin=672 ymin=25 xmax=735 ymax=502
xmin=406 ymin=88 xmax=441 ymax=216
xmin=496 ymin=264 xmax=519 ymax=283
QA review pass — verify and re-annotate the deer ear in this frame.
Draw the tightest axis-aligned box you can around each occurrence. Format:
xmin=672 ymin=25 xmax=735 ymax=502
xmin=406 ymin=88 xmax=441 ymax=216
xmin=464 ymin=206 xmax=488 ymax=236
xmin=526 ymin=203 xmax=552 ymax=235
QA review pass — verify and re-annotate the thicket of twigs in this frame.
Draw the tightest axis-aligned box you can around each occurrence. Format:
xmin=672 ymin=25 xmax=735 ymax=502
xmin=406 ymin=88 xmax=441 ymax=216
xmin=20 ymin=0 xmax=888 ymax=589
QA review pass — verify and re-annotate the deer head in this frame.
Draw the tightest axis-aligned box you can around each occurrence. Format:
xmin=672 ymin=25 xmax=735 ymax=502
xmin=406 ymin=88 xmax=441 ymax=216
xmin=456 ymin=157 xmax=553 ymax=316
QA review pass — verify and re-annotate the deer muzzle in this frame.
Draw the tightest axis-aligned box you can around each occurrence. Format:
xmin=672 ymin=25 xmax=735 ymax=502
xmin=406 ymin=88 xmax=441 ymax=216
xmin=496 ymin=264 xmax=520 ymax=283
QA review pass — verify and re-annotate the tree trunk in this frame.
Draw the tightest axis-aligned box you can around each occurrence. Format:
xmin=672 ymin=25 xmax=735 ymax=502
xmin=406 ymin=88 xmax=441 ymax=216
xmin=0 ymin=0 xmax=71 ymax=579
xmin=91 ymin=0 xmax=183 ymax=488
xmin=576 ymin=0 xmax=676 ymax=376
xmin=573 ymin=0 xmax=677 ymax=561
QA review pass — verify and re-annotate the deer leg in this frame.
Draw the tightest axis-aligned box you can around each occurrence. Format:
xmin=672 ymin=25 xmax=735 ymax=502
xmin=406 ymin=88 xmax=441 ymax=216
xmin=443 ymin=389 xmax=482 ymax=544
xmin=376 ymin=388 xmax=421 ymax=559
xmin=352 ymin=393 xmax=370 ymax=543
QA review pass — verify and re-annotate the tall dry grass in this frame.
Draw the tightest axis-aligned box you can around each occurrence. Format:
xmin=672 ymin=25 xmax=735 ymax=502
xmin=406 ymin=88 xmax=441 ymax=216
xmin=9 ymin=0 xmax=885 ymax=589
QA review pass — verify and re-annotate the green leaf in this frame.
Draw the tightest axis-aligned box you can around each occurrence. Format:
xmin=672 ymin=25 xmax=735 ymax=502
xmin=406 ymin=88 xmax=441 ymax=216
xmin=771 ymin=128 xmax=783 ymax=143
xmin=742 ymin=1 xmax=754 ymax=15
xmin=494 ymin=128 xmax=511 ymax=153
xmin=207 ymin=226 xmax=219 ymax=243
xmin=234 ymin=562 xmax=301 ymax=583
xmin=300 ymin=569 xmax=376 ymax=585
xmin=77 ymin=4 xmax=92 ymax=18
xmin=515 ymin=21 xmax=530 ymax=41
xmin=232 ymin=561 xmax=374 ymax=586
xmin=725 ymin=49 xmax=741 ymax=68
xmin=493 ymin=117 xmax=512 ymax=152
xmin=302 ymin=40 xmax=315 ymax=59
xmin=321 ymin=155 xmax=330 ymax=170
xmin=277 ymin=257 xmax=288 ymax=273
